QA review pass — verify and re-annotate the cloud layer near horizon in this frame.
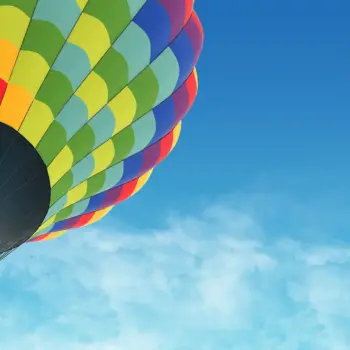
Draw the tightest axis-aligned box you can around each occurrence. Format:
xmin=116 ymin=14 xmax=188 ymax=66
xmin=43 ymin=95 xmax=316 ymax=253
xmin=0 ymin=198 xmax=349 ymax=350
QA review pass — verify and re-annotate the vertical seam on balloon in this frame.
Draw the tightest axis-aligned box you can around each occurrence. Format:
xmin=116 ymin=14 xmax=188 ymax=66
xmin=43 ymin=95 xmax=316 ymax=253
xmin=16 ymin=1 xmax=90 ymax=132
xmin=0 ymin=0 xmax=40 ymax=106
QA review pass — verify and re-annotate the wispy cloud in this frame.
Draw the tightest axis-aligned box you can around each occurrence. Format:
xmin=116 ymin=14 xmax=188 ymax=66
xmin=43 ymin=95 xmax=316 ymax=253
xmin=0 ymin=196 xmax=349 ymax=350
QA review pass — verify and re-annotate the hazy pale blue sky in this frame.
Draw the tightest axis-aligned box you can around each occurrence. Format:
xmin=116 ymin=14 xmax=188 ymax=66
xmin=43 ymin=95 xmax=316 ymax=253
xmin=1 ymin=1 xmax=350 ymax=349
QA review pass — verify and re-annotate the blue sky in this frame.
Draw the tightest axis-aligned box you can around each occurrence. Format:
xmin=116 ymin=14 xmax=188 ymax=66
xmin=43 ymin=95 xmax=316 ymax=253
xmin=1 ymin=0 xmax=350 ymax=349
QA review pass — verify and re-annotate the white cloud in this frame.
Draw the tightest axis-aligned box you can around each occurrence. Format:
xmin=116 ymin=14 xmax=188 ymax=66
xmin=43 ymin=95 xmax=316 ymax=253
xmin=0 ymin=198 xmax=349 ymax=350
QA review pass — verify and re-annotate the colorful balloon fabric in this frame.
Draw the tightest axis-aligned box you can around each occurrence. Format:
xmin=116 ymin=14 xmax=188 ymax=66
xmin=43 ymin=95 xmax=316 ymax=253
xmin=0 ymin=0 xmax=203 ymax=254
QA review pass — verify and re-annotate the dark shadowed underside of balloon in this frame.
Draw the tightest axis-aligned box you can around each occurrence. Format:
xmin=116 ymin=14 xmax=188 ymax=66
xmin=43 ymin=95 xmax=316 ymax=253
xmin=0 ymin=122 xmax=50 ymax=254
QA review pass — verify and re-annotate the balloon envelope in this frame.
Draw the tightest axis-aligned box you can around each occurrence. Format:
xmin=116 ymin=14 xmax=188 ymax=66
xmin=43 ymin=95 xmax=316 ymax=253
xmin=0 ymin=0 xmax=203 ymax=254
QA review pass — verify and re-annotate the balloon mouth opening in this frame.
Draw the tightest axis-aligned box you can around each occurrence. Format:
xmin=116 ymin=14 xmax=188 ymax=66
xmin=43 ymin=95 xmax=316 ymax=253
xmin=0 ymin=122 xmax=51 ymax=254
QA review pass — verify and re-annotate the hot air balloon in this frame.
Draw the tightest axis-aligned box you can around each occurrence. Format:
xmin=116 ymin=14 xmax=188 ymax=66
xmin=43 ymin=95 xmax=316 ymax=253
xmin=0 ymin=0 xmax=203 ymax=259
